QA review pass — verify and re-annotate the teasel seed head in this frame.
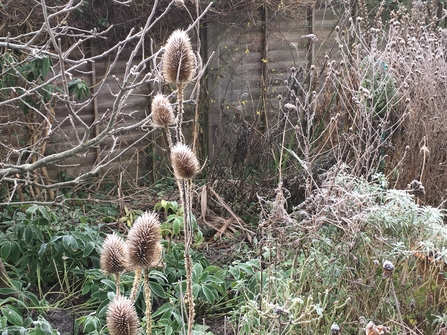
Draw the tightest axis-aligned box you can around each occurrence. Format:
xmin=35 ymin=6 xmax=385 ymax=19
xmin=162 ymin=29 xmax=195 ymax=85
xmin=100 ymin=233 xmax=127 ymax=275
xmin=106 ymin=295 xmax=139 ymax=335
xmin=170 ymin=142 xmax=200 ymax=180
xmin=151 ymin=93 xmax=175 ymax=127
xmin=126 ymin=211 xmax=162 ymax=270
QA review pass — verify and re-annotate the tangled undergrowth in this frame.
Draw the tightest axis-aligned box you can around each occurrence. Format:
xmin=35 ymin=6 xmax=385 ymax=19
xmin=233 ymin=165 xmax=447 ymax=334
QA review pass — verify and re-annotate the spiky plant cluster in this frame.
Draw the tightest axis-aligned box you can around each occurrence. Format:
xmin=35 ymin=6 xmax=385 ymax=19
xmin=162 ymin=29 xmax=195 ymax=85
xmin=171 ymin=142 xmax=200 ymax=180
xmin=158 ymin=29 xmax=200 ymax=335
xmin=151 ymin=93 xmax=175 ymax=128
xmin=101 ymin=233 xmax=127 ymax=276
xmin=126 ymin=211 xmax=162 ymax=270
xmin=106 ymin=295 xmax=139 ymax=335
xmin=100 ymin=212 xmax=163 ymax=335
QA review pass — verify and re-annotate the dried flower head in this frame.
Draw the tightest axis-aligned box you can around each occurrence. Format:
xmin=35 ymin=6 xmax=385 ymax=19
xmin=331 ymin=322 xmax=340 ymax=335
xmin=106 ymin=295 xmax=139 ymax=335
xmin=100 ymin=233 xmax=127 ymax=275
xmin=126 ymin=211 xmax=161 ymax=269
xmin=365 ymin=321 xmax=390 ymax=335
xmin=382 ymin=260 xmax=395 ymax=278
xmin=151 ymin=93 xmax=175 ymax=127
xmin=162 ymin=29 xmax=195 ymax=85
xmin=170 ymin=142 xmax=200 ymax=180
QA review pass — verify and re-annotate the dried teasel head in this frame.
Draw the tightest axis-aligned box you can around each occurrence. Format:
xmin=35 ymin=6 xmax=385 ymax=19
xmin=162 ymin=29 xmax=195 ymax=85
xmin=126 ymin=211 xmax=162 ymax=270
xmin=170 ymin=142 xmax=200 ymax=180
xmin=382 ymin=260 xmax=394 ymax=278
xmin=331 ymin=322 xmax=340 ymax=335
xmin=151 ymin=93 xmax=175 ymax=127
xmin=106 ymin=295 xmax=139 ymax=335
xmin=100 ymin=233 xmax=127 ymax=275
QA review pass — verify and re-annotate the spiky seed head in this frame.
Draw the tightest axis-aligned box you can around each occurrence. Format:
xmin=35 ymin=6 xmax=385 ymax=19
xmin=100 ymin=233 xmax=127 ymax=275
xmin=126 ymin=211 xmax=161 ymax=269
xmin=106 ymin=295 xmax=139 ymax=335
xmin=162 ymin=29 xmax=195 ymax=85
xmin=151 ymin=93 xmax=175 ymax=127
xmin=170 ymin=142 xmax=200 ymax=180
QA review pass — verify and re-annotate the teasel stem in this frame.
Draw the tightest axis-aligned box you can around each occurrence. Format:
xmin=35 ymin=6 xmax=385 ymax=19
xmin=178 ymin=178 xmax=195 ymax=335
xmin=389 ymin=278 xmax=406 ymax=335
xmin=115 ymin=273 xmax=120 ymax=296
xmin=130 ymin=267 xmax=142 ymax=303
xmin=143 ymin=268 xmax=152 ymax=335
xmin=164 ymin=125 xmax=174 ymax=150
xmin=175 ymin=83 xmax=185 ymax=144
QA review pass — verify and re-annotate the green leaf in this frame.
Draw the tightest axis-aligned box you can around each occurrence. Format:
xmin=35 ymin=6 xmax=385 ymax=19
xmin=9 ymin=242 xmax=21 ymax=263
xmin=81 ymin=282 xmax=91 ymax=295
xmin=172 ymin=218 xmax=181 ymax=235
xmin=1 ymin=307 xmax=23 ymax=326
xmin=38 ymin=243 xmax=48 ymax=257
xmin=152 ymin=302 xmax=177 ymax=318
xmin=21 ymin=291 xmax=40 ymax=306
xmin=62 ymin=235 xmax=79 ymax=251
xmin=0 ymin=315 xmax=7 ymax=329
xmin=1 ymin=241 xmax=12 ymax=260
xmin=0 ymin=288 xmax=17 ymax=295
xmin=24 ymin=225 xmax=34 ymax=245
xmin=149 ymin=281 xmax=166 ymax=298
xmin=40 ymin=57 xmax=51 ymax=79
xmin=100 ymin=279 xmax=116 ymax=292
xmin=203 ymin=275 xmax=223 ymax=284
xmin=201 ymin=285 xmax=217 ymax=304
xmin=83 ymin=241 xmax=95 ymax=257
xmin=192 ymin=283 xmax=200 ymax=298
xmin=25 ymin=204 xmax=39 ymax=218
xmin=192 ymin=263 xmax=203 ymax=282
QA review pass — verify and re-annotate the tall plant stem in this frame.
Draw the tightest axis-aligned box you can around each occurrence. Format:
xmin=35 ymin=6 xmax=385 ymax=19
xmin=130 ymin=267 xmax=142 ymax=302
xmin=143 ymin=268 xmax=152 ymax=335
xmin=115 ymin=273 xmax=120 ymax=296
xmin=176 ymin=83 xmax=185 ymax=144
xmin=389 ymin=279 xmax=406 ymax=335
xmin=179 ymin=178 xmax=195 ymax=335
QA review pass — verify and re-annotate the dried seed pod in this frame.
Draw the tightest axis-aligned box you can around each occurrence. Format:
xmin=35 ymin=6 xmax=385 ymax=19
xmin=365 ymin=321 xmax=390 ymax=335
xmin=126 ymin=211 xmax=162 ymax=270
xmin=162 ymin=29 xmax=195 ymax=85
xmin=151 ymin=93 xmax=175 ymax=127
xmin=331 ymin=322 xmax=340 ymax=335
xmin=106 ymin=295 xmax=139 ymax=335
xmin=382 ymin=260 xmax=394 ymax=278
xmin=170 ymin=142 xmax=200 ymax=180
xmin=100 ymin=233 xmax=127 ymax=275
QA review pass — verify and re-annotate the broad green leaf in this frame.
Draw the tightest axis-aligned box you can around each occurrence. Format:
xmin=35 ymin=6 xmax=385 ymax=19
xmin=173 ymin=218 xmax=181 ymax=235
xmin=1 ymin=307 xmax=23 ymax=326
xmin=0 ymin=288 xmax=17 ymax=295
xmin=81 ymin=282 xmax=91 ymax=295
xmin=201 ymin=285 xmax=217 ymax=304
xmin=24 ymin=225 xmax=34 ymax=245
xmin=38 ymin=243 xmax=48 ymax=257
xmin=149 ymin=281 xmax=166 ymax=298
xmin=192 ymin=283 xmax=200 ymax=298
xmin=100 ymin=279 xmax=116 ymax=292
xmin=1 ymin=241 xmax=12 ymax=260
xmin=83 ymin=241 xmax=95 ymax=257
xmin=192 ymin=263 xmax=203 ymax=281
xmin=62 ymin=235 xmax=78 ymax=251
